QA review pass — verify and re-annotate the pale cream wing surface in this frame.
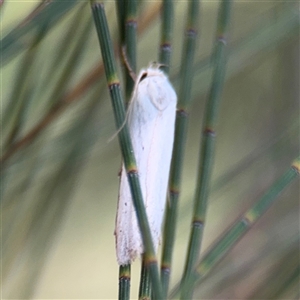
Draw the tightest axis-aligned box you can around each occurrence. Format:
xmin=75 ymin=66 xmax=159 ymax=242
xmin=115 ymin=67 xmax=177 ymax=266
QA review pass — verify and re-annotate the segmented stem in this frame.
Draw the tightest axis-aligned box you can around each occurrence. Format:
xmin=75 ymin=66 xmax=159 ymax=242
xmin=90 ymin=2 xmax=163 ymax=299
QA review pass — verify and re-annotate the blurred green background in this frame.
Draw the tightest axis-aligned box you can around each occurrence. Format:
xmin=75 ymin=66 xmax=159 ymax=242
xmin=1 ymin=1 xmax=299 ymax=299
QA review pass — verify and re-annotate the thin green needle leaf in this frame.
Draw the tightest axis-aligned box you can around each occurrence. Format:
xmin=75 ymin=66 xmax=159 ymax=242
xmin=170 ymin=157 xmax=300 ymax=298
xmin=1 ymin=0 xmax=79 ymax=65
xmin=2 ymin=23 xmax=49 ymax=150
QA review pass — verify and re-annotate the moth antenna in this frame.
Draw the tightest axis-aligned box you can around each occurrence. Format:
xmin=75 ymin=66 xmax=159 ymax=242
xmin=149 ymin=61 xmax=169 ymax=70
xmin=107 ymin=99 xmax=134 ymax=143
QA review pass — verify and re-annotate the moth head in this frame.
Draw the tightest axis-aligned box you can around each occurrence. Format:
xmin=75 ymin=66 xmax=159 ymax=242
xmin=139 ymin=72 xmax=148 ymax=82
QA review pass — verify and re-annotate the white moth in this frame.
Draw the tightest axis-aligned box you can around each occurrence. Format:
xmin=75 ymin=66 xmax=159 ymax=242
xmin=115 ymin=64 xmax=177 ymax=266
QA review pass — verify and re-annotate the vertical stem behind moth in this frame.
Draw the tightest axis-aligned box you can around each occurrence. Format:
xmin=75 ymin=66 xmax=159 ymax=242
xmin=181 ymin=1 xmax=232 ymax=299
xmin=118 ymin=0 xmax=138 ymax=298
xmin=160 ymin=0 xmax=200 ymax=296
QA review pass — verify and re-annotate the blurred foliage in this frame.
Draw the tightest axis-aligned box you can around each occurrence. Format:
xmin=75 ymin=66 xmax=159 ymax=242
xmin=1 ymin=1 xmax=299 ymax=299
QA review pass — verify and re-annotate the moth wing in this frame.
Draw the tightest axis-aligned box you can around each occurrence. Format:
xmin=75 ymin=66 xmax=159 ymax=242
xmin=115 ymin=70 xmax=177 ymax=265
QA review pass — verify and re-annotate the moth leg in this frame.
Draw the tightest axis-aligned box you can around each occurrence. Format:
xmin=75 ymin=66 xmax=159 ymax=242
xmin=121 ymin=46 xmax=137 ymax=82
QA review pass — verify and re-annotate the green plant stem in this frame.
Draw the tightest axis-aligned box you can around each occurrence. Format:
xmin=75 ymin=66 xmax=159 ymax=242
xmin=158 ymin=0 xmax=174 ymax=73
xmin=116 ymin=0 xmax=137 ymax=104
xmin=124 ymin=0 xmax=137 ymax=102
xmin=116 ymin=2 xmax=137 ymax=298
xmin=139 ymin=257 xmax=152 ymax=300
xmin=180 ymin=1 xmax=232 ymax=299
xmin=116 ymin=0 xmax=126 ymax=45
xmin=170 ymin=157 xmax=300 ymax=298
xmin=160 ymin=0 xmax=200 ymax=297
xmin=90 ymin=2 xmax=163 ymax=299
xmin=150 ymin=1 xmax=174 ymax=296
xmin=119 ymin=265 xmax=131 ymax=300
